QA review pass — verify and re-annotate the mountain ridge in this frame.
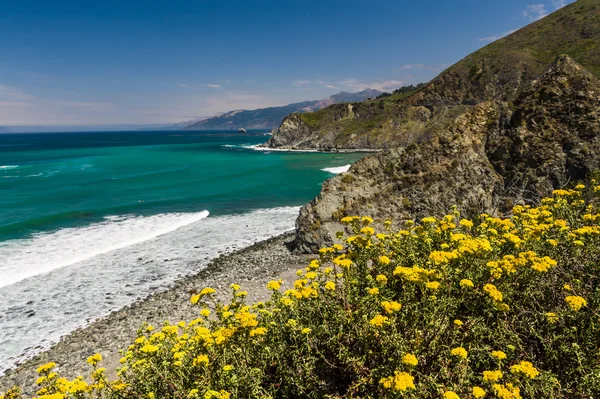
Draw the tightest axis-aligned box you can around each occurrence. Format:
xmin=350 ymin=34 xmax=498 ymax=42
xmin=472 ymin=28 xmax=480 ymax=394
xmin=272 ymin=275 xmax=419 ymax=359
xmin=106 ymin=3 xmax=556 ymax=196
xmin=183 ymin=89 xmax=381 ymax=130
xmin=264 ymin=0 xmax=600 ymax=151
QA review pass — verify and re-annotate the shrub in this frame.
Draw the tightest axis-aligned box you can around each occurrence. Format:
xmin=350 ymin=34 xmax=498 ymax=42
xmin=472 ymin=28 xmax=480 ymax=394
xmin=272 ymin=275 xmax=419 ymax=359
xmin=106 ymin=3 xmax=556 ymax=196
xmin=3 ymin=186 xmax=600 ymax=399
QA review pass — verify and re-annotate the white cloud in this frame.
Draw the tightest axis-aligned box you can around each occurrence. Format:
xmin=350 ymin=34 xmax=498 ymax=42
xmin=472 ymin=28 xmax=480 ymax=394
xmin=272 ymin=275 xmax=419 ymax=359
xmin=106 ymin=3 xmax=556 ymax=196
xmin=292 ymin=80 xmax=311 ymax=86
xmin=478 ymin=28 xmax=518 ymax=43
xmin=552 ymin=0 xmax=566 ymax=9
xmin=246 ymin=80 xmax=256 ymax=83
xmin=323 ymin=84 xmax=337 ymax=89
xmin=206 ymin=84 xmax=221 ymax=88
xmin=523 ymin=4 xmax=548 ymax=21
xmin=396 ymin=64 xmax=426 ymax=71
xmin=338 ymin=79 xmax=404 ymax=92
xmin=224 ymin=80 xmax=233 ymax=84
xmin=179 ymin=83 xmax=191 ymax=89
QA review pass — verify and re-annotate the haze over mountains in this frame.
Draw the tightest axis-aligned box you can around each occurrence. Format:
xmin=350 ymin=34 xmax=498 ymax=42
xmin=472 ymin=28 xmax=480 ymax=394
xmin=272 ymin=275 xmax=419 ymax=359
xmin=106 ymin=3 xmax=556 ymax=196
xmin=181 ymin=89 xmax=382 ymax=130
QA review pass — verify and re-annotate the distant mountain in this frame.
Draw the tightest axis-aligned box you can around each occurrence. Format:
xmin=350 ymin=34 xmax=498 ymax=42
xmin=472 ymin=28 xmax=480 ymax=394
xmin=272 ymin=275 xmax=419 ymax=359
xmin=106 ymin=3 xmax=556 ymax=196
xmin=183 ymin=89 xmax=382 ymax=130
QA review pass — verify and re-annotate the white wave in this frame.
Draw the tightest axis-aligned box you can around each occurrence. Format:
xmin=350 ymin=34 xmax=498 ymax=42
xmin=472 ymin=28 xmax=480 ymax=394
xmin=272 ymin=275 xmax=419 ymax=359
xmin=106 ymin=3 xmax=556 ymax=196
xmin=0 ymin=165 xmax=19 ymax=170
xmin=322 ymin=164 xmax=351 ymax=174
xmin=0 ymin=211 xmax=210 ymax=288
xmin=252 ymin=146 xmax=319 ymax=153
xmin=0 ymin=206 xmax=299 ymax=374
xmin=221 ymin=144 xmax=320 ymax=153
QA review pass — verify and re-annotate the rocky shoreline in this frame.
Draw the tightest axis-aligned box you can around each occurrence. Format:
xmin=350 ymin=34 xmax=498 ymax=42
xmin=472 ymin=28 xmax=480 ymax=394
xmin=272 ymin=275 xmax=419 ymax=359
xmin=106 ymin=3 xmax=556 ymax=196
xmin=0 ymin=232 xmax=314 ymax=396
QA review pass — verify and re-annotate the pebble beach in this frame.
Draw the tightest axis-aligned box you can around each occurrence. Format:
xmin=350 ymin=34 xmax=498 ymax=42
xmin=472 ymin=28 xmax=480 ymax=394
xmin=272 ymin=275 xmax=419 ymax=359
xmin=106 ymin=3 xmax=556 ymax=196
xmin=0 ymin=232 xmax=314 ymax=395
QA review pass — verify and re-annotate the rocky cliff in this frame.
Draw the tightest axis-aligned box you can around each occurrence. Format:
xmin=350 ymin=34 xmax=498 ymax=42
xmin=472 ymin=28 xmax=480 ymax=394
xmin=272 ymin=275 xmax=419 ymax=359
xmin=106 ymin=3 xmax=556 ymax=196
xmin=294 ymin=55 xmax=600 ymax=252
xmin=264 ymin=0 xmax=600 ymax=150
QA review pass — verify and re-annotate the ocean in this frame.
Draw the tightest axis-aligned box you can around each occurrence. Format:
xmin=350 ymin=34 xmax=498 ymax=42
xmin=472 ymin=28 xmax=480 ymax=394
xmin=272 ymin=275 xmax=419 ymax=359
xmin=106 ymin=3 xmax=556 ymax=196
xmin=0 ymin=130 xmax=364 ymax=373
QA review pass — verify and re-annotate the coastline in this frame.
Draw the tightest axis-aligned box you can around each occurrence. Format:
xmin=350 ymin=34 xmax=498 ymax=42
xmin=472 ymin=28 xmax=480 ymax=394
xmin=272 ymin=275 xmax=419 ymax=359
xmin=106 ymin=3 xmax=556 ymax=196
xmin=0 ymin=232 xmax=314 ymax=395
xmin=254 ymin=144 xmax=381 ymax=153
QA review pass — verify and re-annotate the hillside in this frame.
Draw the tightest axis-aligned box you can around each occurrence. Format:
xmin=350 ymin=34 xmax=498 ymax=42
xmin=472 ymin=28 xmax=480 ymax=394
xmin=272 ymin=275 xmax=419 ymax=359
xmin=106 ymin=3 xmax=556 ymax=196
xmin=294 ymin=55 xmax=600 ymax=252
xmin=264 ymin=0 xmax=600 ymax=150
xmin=183 ymin=89 xmax=381 ymax=130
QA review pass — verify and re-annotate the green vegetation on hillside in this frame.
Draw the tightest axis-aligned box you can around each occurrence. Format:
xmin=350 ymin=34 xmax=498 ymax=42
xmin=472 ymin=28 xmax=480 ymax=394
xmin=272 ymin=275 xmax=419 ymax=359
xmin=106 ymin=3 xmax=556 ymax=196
xmin=4 ymin=186 xmax=600 ymax=398
xmin=267 ymin=0 xmax=600 ymax=150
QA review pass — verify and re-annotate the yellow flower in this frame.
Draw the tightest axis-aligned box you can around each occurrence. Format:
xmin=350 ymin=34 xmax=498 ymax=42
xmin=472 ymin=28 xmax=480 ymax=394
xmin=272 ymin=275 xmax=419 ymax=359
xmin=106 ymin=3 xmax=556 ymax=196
xmin=193 ymin=355 xmax=209 ymax=366
xmin=333 ymin=256 xmax=353 ymax=268
xmin=376 ymin=274 xmax=388 ymax=284
xmin=267 ymin=280 xmax=281 ymax=290
xmin=378 ymin=255 xmax=391 ymax=265
xmin=472 ymin=386 xmax=486 ymax=398
xmin=249 ymin=327 xmax=267 ymax=337
xmin=236 ymin=291 xmax=248 ymax=297
xmin=460 ymin=279 xmax=474 ymax=288
xmin=483 ymin=370 xmax=503 ymax=382
xmin=200 ymin=309 xmax=211 ymax=317
xmin=301 ymin=328 xmax=312 ymax=335
xmin=140 ymin=344 xmax=159 ymax=353
xmin=286 ymin=319 xmax=297 ymax=327
xmin=368 ymin=287 xmax=380 ymax=295
xmin=86 ymin=353 xmax=102 ymax=366
xmin=459 ymin=219 xmax=474 ymax=228
xmin=200 ymin=287 xmax=216 ymax=296
xmin=443 ymin=392 xmax=460 ymax=399
xmin=544 ymin=312 xmax=559 ymax=324
xmin=361 ymin=216 xmax=374 ymax=224
xmin=369 ymin=314 xmax=389 ymax=327
xmin=360 ymin=227 xmax=375 ymax=235
xmin=36 ymin=362 xmax=57 ymax=374
xmin=453 ymin=319 xmax=463 ymax=326
xmin=510 ymin=361 xmax=539 ymax=379
xmin=426 ymin=281 xmax=441 ymax=290
xmin=492 ymin=351 xmax=507 ymax=360
xmin=565 ymin=295 xmax=587 ymax=311
xmin=451 ymin=347 xmax=468 ymax=360
xmin=223 ymin=365 xmax=233 ymax=372
xmin=324 ymin=281 xmax=336 ymax=291
xmin=483 ymin=284 xmax=503 ymax=302
xmin=230 ymin=284 xmax=240 ymax=291
xmin=381 ymin=301 xmax=402 ymax=314
xmin=492 ymin=383 xmax=521 ymax=399
xmin=380 ymin=371 xmax=415 ymax=391
xmin=402 ymin=354 xmax=418 ymax=367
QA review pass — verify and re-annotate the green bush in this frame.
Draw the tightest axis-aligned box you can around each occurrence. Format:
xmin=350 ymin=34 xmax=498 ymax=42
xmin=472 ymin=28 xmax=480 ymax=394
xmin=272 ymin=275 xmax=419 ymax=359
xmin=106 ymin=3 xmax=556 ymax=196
xmin=3 ymin=185 xmax=600 ymax=399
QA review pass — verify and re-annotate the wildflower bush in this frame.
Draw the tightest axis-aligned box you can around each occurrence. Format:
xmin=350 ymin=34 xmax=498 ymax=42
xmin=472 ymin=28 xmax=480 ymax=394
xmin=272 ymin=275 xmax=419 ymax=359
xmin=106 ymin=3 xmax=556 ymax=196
xmin=3 ymin=186 xmax=600 ymax=399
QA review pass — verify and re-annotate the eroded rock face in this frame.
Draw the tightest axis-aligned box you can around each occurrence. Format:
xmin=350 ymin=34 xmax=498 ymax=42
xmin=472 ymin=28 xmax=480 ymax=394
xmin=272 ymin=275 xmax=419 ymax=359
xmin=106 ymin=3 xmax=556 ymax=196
xmin=293 ymin=56 xmax=600 ymax=253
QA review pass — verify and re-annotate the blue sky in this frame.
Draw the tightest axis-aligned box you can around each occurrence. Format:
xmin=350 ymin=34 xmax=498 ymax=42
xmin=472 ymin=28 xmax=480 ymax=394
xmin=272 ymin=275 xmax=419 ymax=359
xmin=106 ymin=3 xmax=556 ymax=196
xmin=0 ymin=0 xmax=575 ymax=125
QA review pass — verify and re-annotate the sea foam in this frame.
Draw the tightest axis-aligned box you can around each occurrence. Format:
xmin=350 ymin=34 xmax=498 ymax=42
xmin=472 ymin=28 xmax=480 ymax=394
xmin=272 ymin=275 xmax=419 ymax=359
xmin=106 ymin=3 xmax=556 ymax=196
xmin=321 ymin=164 xmax=351 ymax=174
xmin=0 ymin=207 xmax=299 ymax=374
xmin=0 ymin=211 xmax=210 ymax=288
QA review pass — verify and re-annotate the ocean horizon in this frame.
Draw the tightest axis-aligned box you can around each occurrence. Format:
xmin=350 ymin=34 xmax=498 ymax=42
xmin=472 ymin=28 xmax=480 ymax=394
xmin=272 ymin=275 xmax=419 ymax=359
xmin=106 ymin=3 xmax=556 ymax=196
xmin=0 ymin=130 xmax=364 ymax=373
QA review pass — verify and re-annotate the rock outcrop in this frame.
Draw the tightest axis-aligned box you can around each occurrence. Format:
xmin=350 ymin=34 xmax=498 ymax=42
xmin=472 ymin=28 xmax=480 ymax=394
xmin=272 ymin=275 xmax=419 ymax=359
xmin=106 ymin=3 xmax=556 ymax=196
xmin=293 ymin=56 xmax=600 ymax=252
xmin=265 ymin=0 xmax=600 ymax=150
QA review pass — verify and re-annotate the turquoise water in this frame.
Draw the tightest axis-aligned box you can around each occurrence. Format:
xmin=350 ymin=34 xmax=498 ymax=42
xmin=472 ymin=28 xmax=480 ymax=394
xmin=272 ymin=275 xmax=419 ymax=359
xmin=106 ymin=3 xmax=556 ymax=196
xmin=0 ymin=130 xmax=364 ymax=373
xmin=0 ymin=131 xmax=362 ymax=241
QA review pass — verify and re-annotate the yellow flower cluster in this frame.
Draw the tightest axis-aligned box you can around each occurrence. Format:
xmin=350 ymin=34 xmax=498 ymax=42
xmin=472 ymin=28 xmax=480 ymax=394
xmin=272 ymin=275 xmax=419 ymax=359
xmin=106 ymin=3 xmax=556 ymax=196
xmin=6 ymin=187 xmax=599 ymax=399
xmin=510 ymin=361 xmax=540 ymax=379
xmin=380 ymin=371 xmax=415 ymax=391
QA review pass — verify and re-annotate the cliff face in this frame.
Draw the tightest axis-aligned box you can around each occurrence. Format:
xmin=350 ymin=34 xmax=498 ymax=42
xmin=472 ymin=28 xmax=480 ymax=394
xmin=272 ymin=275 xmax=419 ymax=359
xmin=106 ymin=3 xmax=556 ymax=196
xmin=294 ymin=56 xmax=600 ymax=252
xmin=265 ymin=0 xmax=600 ymax=150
